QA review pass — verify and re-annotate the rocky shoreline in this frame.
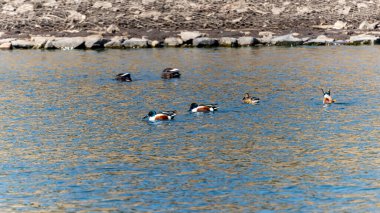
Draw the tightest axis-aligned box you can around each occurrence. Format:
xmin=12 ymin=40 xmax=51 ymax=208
xmin=2 ymin=30 xmax=380 ymax=50
xmin=2 ymin=0 xmax=380 ymax=49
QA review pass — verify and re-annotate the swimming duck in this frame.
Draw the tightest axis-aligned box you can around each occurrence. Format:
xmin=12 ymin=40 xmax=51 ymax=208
xmin=321 ymin=89 xmax=336 ymax=104
xmin=242 ymin=93 xmax=260 ymax=104
xmin=143 ymin=110 xmax=176 ymax=122
xmin=189 ymin=103 xmax=218 ymax=113
xmin=115 ymin=73 xmax=132 ymax=82
xmin=161 ymin=68 xmax=181 ymax=79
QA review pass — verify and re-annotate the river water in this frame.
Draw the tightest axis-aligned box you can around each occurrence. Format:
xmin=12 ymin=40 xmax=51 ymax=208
xmin=0 ymin=47 xmax=379 ymax=212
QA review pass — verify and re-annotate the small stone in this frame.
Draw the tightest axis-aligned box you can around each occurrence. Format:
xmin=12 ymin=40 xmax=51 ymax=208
xmin=106 ymin=24 xmax=120 ymax=34
xmin=151 ymin=40 xmax=163 ymax=48
xmin=93 ymin=1 xmax=112 ymax=9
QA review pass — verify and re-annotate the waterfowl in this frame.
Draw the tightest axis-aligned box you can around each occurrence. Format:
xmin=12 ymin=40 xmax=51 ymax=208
xmin=321 ymin=89 xmax=336 ymax=104
xmin=242 ymin=93 xmax=260 ymax=104
xmin=115 ymin=73 xmax=132 ymax=82
xmin=161 ymin=68 xmax=181 ymax=79
xmin=143 ymin=110 xmax=176 ymax=122
xmin=189 ymin=103 xmax=218 ymax=113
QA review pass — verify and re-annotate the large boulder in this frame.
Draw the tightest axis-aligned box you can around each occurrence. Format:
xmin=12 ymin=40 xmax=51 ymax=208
xmin=104 ymin=36 xmax=125 ymax=48
xmin=0 ymin=38 xmax=16 ymax=45
xmin=219 ymin=37 xmax=238 ymax=47
xmin=304 ymin=35 xmax=334 ymax=45
xmin=257 ymin=31 xmax=275 ymax=44
xmin=179 ymin=31 xmax=205 ymax=43
xmin=31 ymin=36 xmax=50 ymax=49
xmin=164 ymin=37 xmax=183 ymax=47
xmin=358 ymin=21 xmax=379 ymax=30
xmin=11 ymin=40 xmax=35 ymax=49
xmin=52 ymin=37 xmax=86 ymax=49
xmin=237 ymin=36 xmax=258 ymax=46
xmin=193 ymin=37 xmax=218 ymax=47
xmin=122 ymin=38 xmax=150 ymax=48
xmin=271 ymin=34 xmax=304 ymax=46
xmin=348 ymin=34 xmax=380 ymax=45
xmin=0 ymin=42 xmax=12 ymax=50
xmin=84 ymin=35 xmax=110 ymax=49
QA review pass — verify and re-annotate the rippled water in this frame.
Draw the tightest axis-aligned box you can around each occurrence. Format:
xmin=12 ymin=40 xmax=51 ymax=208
xmin=0 ymin=47 xmax=379 ymax=212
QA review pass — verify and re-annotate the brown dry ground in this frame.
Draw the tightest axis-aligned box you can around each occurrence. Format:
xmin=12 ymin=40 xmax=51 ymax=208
xmin=0 ymin=0 xmax=379 ymax=40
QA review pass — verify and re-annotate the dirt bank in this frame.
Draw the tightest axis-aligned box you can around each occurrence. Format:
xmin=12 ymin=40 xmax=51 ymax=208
xmin=1 ymin=0 xmax=380 ymax=40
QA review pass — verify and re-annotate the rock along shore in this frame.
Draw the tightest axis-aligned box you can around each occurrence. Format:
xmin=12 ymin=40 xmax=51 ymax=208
xmin=2 ymin=31 xmax=380 ymax=50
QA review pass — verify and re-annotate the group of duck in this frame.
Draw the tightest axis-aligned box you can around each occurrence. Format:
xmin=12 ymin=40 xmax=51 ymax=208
xmin=116 ymin=68 xmax=336 ymax=122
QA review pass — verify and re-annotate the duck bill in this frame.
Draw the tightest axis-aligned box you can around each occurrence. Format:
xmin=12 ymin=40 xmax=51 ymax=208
xmin=143 ymin=115 xmax=148 ymax=119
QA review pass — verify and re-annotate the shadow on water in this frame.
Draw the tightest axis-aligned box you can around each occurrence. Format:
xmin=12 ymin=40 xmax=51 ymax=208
xmin=0 ymin=47 xmax=379 ymax=212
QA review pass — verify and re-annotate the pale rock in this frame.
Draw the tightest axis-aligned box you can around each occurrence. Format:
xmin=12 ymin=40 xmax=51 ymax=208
xmin=31 ymin=36 xmax=49 ymax=48
xmin=0 ymin=42 xmax=12 ymax=49
xmin=142 ymin=0 xmax=156 ymax=5
xmin=237 ymin=36 xmax=258 ymax=46
xmin=122 ymin=38 xmax=150 ymax=48
xmin=272 ymin=6 xmax=285 ymax=15
xmin=43 ymin=0 xmax=59 ymax=8
xmin=179 ymin=31 xmax=204 ymax=43
xmin=358 ymin=21 xmax=379 ymax=30
xmin=333 ymin=21 xmax=347 ymax=30
xmin=0 ymin=38 xmax=16 ymax=45
xmin=271 ymin=34 xmax=303 ymax=46
xmin=349 ymin=34 xmax=380 ymax=45
xmin=164 ymin=37 xmax=183 ymax=47
xmin=297 ymin=6 xmax=311 ymax=15
xmin=52 ymin=37 xmax=86 ymax=49
xmin=305 ymin=35 xmax=335 ymax=45
xmin=139 ymin=11 xmax=161 ymax=20
xmin=93 ymin=1 xmax=112 ymax=9
xmin=151 ymin=40 xmax=163 ymax=47
xmin=357 ymin=3 xmax=368 ymax=9
xmin=67 ymin=10 xmax=86 ymax=23
xmin=104 ymin=36 xmax=125 ymax=48
xmin=85 ymin=35 xmax=110 ymax=49
xmin=44 ymin=39 xmax=56 ymax=49
xmin=257 ymin=32 xmax=274 ymax=44
xmin=16 ymin=3 xmax=33 ymax=14
xmin=219 ymin=37 xmax=238 ymax=47
xmin=338 ymin=6 xmax=351 ymax=15
xmin=106 ymin=24 xmax=120 ymax=34
xmin=11 ymin=40 xmax=35 ymax=49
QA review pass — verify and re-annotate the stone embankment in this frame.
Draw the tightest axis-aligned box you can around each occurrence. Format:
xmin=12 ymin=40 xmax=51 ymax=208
xmin=1 ymin=31 xmax=380 ymax=50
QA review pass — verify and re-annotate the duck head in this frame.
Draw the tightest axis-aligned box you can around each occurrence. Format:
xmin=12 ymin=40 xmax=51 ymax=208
xmin=189 ymin=103 xmax=198 ymax=111
xmin=143 ymin=110 xmax=156 ymax=119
